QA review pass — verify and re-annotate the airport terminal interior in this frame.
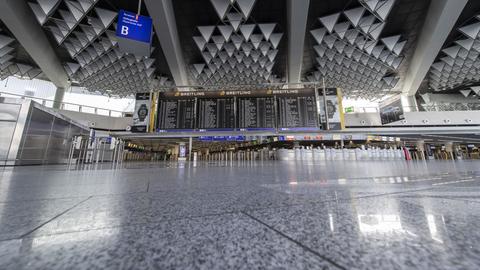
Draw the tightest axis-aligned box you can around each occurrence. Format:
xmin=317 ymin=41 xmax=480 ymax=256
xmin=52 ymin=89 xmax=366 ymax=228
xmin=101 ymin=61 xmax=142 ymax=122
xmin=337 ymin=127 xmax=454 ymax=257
xmin=1 ymin=0 xmax=480 ymax=269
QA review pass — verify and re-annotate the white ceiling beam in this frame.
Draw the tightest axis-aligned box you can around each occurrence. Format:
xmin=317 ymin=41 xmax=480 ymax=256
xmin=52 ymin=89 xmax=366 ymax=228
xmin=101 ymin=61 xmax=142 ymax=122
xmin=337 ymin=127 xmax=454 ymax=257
xmin=0 ymin=0 xmax=69 ymax=88
xmin=287 ymin=0 xmax=310 ymax=84
xmin=145 ymin=0 xmax=188 ymax=86
xmin=402 ymin=0 xmax=468 ymax=96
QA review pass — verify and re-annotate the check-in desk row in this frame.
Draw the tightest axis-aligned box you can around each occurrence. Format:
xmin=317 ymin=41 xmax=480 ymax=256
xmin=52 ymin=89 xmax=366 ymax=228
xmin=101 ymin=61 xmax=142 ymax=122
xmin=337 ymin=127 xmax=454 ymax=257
xmin=276 ymin=148 xmax=406 ymax=161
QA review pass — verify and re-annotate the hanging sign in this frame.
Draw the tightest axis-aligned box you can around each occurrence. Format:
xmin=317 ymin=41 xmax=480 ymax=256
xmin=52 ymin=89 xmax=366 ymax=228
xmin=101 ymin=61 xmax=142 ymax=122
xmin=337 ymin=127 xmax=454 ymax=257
xmin=116 ymin=10 xmax=152 ymax=57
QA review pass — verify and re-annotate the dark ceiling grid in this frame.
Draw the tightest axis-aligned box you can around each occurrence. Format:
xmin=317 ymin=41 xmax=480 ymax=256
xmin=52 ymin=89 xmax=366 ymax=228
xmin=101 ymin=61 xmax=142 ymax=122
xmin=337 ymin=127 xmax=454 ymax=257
xmin=188 ymin=0 xmax=285 ymax=90
xmin=305 ymin=0 xmax=410 ymax=99
xmin=0 ymin=22 xmax=43 ymax=81
xmin=303 ymin=0 xmax=432 ymax=100
xmin=427 ymin=15 xmax=480 ymax=97
xmin=382 ymin=0 xmax=431 ymax=96
xmin=26 ymin=0 xmax=172 ymax=97
xmin=425 ymin=0 xmax=480 ymax=99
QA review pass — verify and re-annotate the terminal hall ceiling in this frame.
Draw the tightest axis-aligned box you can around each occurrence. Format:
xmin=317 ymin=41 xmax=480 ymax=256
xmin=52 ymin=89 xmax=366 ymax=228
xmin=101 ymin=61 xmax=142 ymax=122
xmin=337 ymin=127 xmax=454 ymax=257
xmin=0 ymin=21 xmax=43 ymax=81
xmin=2 ymin=0 xmax=479 ymax=100
xmin=423 ymin=0 xmax=480 ymax=100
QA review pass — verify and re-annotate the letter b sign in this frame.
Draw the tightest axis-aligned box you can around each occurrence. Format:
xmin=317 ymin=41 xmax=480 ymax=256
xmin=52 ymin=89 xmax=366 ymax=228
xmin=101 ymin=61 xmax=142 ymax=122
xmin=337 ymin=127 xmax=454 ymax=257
xmin=121 ymin=25 xmax=129 ymax=36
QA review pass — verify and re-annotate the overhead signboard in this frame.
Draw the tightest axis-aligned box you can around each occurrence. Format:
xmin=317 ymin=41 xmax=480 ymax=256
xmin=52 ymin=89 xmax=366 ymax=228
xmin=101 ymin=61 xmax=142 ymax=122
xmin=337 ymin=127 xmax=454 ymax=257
xmin=116 ymin=10 xmax=152 ymax=57
xmin=156 ymin=89 xmax=321 ymax=132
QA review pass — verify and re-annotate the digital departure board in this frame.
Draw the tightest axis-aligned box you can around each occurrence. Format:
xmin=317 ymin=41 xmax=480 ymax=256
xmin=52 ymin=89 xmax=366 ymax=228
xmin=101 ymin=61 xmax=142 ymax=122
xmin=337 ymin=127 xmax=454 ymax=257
xmin=197 ymin=98 xmax=235 ymax=129
xmin=156 ymin=89 xmax=323 ymax=132
xmin=237 ymin=97 xmax=275 ymax=129
xmin=277 ymin=95 xmax=317 ymax=128
xmin=157 ymin=98 xmax=195 ymax=130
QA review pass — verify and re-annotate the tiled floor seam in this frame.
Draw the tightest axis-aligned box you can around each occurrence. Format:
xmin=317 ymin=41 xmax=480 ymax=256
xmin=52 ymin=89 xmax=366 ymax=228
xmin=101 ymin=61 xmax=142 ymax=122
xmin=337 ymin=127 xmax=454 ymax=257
xmin=17 ymin=196 xmax=94 ymax=239
xmin=2 ymin=210 xmax=245 ymax=241
xmin=241 ymin=211 xmax=346 ymax=270
xmin=433 ymin=196 xmax=480 ymax=204
xmin=236 ymin=187 xmax=437 ymax=214
xmin=0 ymin=190 xmax=152 ymax=204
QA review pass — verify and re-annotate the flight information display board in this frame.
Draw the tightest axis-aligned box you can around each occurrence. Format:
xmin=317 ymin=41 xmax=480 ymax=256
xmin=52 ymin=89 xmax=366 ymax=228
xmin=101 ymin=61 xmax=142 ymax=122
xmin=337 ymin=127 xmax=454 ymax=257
xmin=197 ymin=98 xmax=235 ymax=129
xmin=276 ymin=91 xmax=317 ymax=128
xmin=156 ymin=89 xmax=322 ymax=132
xmin=237 ymin=97 xmax=275 ymax=129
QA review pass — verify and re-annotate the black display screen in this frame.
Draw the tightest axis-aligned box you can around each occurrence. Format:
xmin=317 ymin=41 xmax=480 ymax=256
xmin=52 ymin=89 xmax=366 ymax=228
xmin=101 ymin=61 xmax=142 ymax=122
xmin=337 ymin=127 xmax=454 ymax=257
xmin=157 ymin=99 xmax=195 ymax=129
xmin=237 ymin=97 xmax=275 ymax=128
xmin=277 ymin=95 xmax=317 ymax=128
xmin=156 ymin=89 xmax=320 ymax=131
xmin=197 ymin=98 xmax=235 ymax=129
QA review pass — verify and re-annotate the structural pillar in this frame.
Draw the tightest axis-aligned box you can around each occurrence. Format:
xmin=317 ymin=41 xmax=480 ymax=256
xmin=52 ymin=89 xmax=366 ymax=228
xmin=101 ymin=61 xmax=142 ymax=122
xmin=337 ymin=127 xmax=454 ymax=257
xmin=53 ymin=87 xmax=66 ymax=109
xmin=144 ymin=0 xmax=189 ymax=87
xmin=401 ymin=95 xmax=418 ymax=112
xmin=287 ymin=0 xmax=310 ymax=85
xmin=0 ymin=0 xmax=70 ymax=89
xmin=402 ymin=0 xmax=468 ymax=96
xmin=188 ymin=137 xmax=193 ymax=161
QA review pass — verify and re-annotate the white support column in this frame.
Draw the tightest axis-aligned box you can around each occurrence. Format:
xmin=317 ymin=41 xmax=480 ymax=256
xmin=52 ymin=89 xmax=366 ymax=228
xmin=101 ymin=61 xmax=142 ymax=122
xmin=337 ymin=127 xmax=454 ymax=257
xmin=53 ymin=87 xmax=66 ymax=109
xmin=287 ymin=0 xmax=310 ymax=84
xmin=402 ymin=0 xmax=468 ymax=96
xmin=145 ymin=0 xmax=189 ymax=87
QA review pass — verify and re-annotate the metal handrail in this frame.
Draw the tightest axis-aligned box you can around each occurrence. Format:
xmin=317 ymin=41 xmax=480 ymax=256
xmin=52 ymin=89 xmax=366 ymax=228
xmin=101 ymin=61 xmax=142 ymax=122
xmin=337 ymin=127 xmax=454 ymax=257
xmin=344 ymin=105 xmax=480 ymax=114
xmin=0 ymin=91 xmax=132 ymax=117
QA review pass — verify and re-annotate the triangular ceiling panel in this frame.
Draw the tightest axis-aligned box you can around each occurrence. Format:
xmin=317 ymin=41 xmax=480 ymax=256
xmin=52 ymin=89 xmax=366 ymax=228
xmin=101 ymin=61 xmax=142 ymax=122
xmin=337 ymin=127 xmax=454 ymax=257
xmin=459 ymin=22 xmax=480 ymax=39
xmin=65 ymin=0 xmax=85 ymax=21
xmin=218 ymin=25 xmax=233 ymax=41
xmin=258 ymin=23 xmax=276 ymax=40
xmin=368 ymin=22 xmax=385 ymax=40
xmin=455 ymin=38 xmax=475 ymax=51
xmin=442 ymin=45 xmax=461 ymax=59
xmin=227 ymin=12 xmax=243 ymax=31
xmin=193 ymin=36 xmax=207 ymax=51
xmin=459 ymin=89 xmax=471 ymax=97
xmin=310 ymin=28 xmax=327 ymax=44
xmin=334 ymin=22 xmax=350 ymax=39
xmin=236 ymin=0 xmax=256 ymax=19
xmin=269 ymin=33 xmax=283 ymax=49
xmin=0 ymin=35 xmax=15 ymax=49
xmin=375 ymin=0 xmax=395 ymax=21
xmin=392 ymin=40 xmax=406 ymax=56
xmin=319 ymin=13 xmax=340 ymax=33
xmin=210 ymin=0 xmax=230 ymax=19
xmin=240 ymin=24 xmax=255 ymax=41
xmin=95 ymin=8 xmax=117 ymax=28
xmin=381 ymin=35 xmax=400 ymax=51
xmin=363 ymin=0 xmax=380 ymax=11
xmin=194 ymin=63 xmax=205 ymax=74
xmin=37 ymin=0 xmax=62 ymax=15
xmin=198 ymin=26 xmax=215 ymax=42
xmin=344 ymin=7 xmax=366 ymax=27
xmin=212 ymin=35 xmax=225 ymax=50
xmin=471 ymin=86 xmax=480 ymax=95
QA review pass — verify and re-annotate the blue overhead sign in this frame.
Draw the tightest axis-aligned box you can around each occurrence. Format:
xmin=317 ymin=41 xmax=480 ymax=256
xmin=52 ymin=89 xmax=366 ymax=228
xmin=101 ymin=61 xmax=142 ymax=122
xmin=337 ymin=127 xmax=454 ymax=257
xmin=116 ymin=10 xmax=152 ymax=43
xmin=116 ymin=10 xmax=152 ymax=57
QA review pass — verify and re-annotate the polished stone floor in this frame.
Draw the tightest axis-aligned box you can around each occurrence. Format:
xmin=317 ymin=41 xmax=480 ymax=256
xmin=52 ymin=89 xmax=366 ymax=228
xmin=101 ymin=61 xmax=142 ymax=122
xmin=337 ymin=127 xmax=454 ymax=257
xmin=1 ymin=160 xmax=480 ymax=269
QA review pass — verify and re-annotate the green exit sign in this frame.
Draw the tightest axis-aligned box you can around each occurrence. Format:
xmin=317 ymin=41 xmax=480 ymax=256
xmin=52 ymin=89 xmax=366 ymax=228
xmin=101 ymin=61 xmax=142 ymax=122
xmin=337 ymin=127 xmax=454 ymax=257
xmin=345 ymin=106 xmax=354 ymax=113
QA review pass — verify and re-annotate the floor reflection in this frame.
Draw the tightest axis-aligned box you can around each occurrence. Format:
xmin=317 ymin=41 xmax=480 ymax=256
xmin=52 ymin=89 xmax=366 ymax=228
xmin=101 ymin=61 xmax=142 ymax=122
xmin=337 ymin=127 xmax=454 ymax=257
xmin=0 ymin=160 xmax=479 ymax=269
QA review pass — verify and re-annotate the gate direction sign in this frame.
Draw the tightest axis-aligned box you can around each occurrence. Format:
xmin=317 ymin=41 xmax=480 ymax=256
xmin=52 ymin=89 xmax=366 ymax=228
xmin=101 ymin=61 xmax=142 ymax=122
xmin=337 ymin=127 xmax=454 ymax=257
xmin=116 ymin=10 xmax=152 ymax=56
